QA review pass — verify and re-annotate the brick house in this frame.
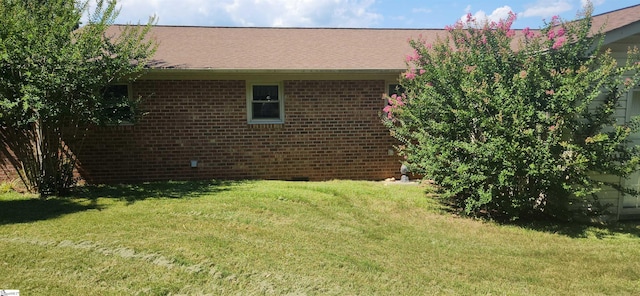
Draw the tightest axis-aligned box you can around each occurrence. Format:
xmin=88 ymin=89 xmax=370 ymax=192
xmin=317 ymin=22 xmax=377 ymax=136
xmin=73 ymin=27 xmax=433 ymax=183
xmin=3 ymin=4 xmax=640 ymax=217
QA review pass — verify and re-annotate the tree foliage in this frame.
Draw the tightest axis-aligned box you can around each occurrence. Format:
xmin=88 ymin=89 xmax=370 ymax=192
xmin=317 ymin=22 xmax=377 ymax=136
xmin=0 ymin=0 xmax=156 ymax=197
xmin=384 ymin=4 xmax=640 ymax=220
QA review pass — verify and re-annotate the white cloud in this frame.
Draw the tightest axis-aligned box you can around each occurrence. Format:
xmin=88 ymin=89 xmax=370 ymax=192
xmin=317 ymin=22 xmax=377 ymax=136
xmin=91 ymin=0 xmax=221 ymax=25
xmin=520 ymin=0 xmax=573 ymax=18
xmin=98 ymin=0 xmax=381 ymax=27
xmin=461 ymin=5 xmax=513 ymax=24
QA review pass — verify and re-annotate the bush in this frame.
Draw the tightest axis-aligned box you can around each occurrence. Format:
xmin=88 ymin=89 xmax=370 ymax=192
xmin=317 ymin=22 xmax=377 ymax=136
xmin=384 ymin=4 xmax=640 ymax=220
xmin=0 ymin=0 xmax=156 ymax=197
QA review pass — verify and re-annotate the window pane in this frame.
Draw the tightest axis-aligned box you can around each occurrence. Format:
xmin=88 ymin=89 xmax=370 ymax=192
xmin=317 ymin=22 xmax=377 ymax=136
xmin=252 ymin=102 xmax=280 ymax=119
xmin=104 ymin=84 xmax=129 ymax=98
xmin=253 ymin=85 xmax=279 ymax=101
xmin=102 ymin=84 xmax=133 ymax=123
xmin=388 ymin=84 xmax=405 ymax=96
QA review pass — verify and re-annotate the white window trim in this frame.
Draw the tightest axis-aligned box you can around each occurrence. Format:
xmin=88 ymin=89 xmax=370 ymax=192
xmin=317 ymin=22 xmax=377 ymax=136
xmin=246 ymin=81 xmax=285 ymax=124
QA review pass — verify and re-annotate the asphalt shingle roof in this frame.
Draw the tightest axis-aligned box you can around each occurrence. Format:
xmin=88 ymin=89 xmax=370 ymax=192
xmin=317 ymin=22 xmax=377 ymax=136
xmin=107 ymin=4 xmax=640 ymax=71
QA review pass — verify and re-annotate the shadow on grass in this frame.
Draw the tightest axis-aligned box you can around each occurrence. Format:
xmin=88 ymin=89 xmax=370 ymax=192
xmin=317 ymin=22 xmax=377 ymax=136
xmin=0 ymin=197 xmax=102 ymax=225
xmin=0 ymin=180 xmax=248 ymax=225
xmin=434 ymin=197 xmax=640 ymax=239
xmin=71 ymin=179 xmax=248 ymax=204
xmin=508 ymin=219 xmax=640 ymax=239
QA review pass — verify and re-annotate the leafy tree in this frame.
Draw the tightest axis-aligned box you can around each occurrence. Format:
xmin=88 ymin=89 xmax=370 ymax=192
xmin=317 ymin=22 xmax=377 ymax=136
xmin=384 ymin=4 xmax=640 ymax=220
xmin=0 ymin=0 xmax=156 ymax=197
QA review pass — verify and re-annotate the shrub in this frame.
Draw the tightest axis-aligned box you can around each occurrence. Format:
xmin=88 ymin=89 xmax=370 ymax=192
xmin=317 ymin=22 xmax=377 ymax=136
xmin=384 ymin=5 xmax=640 ymax=220
xmin=0 ymin=0 xmax=156 ymax=197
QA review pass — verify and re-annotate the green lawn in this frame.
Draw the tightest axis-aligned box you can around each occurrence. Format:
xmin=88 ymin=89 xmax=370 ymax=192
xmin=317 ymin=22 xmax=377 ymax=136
xmin=1 ymin=180 xmax=639 ymax=295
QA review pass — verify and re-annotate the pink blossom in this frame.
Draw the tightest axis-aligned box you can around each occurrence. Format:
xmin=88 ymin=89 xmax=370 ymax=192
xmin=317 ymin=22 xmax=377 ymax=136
xmin=506 ymin=29 xmax=515 ymax=38
xmin=496 ymin=12 xmax=516 ymax=32
xmin=545 ymin=89 xmax=555 ymax=95
xmin=405 ymin=70 xmax=416 ymax=80
xmin=550 ymin=15 xmax=560 ymax=26
xmin=549 ymin=125 xmax=556 ymax=132
xmin=446 ymin=21 xmax=465 ymax=31
xmin=384 ymin=93 xmax=406 ymax=119
xmin=404 ymin=72 xmax=416 ymax=80
xmin=419 ymin=69 xmax=426 ymax=75
xmin=508 ymin=12 xmax=517 ymax=23
xmin=552 ymin=36 xmax=566 ymax=49
xmin=405 ymin=50 xmax=420 ymax=62
xmin=556 ymin=27 xmax=566 ymax=37
xmin=386 ymin=94 xmax=405 ymax=110
xmin=390 ymin=94 xmax=405 ymax=106
xmin=383 ymin=105 xmax=393 ymax=118
xmin=465 ymin=12 xmax=474 ymax=23
xmin=522 ymin=27 xmax=536 ymax=39
xmin=547 ymin=29 xmax=555 ymax=40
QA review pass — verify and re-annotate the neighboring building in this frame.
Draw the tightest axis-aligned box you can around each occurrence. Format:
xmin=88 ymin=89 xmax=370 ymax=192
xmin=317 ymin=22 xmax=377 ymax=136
xmin=580 ymin=4 xmax=640 ymax=219
xmin=2 ymin=4 xmax=640 ymax=218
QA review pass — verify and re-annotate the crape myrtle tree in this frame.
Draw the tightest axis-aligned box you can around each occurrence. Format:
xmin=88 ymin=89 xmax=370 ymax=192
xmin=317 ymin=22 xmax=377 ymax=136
xmin=384 ymin=4 xmax=640 ymax=220
xmin=0 ymin=0 xmax=156 ymax=197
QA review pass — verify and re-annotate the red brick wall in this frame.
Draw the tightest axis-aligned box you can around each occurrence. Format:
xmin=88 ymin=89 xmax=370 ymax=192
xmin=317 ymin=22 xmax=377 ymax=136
xmin=74 ymin=79 xmax=403 ymax=183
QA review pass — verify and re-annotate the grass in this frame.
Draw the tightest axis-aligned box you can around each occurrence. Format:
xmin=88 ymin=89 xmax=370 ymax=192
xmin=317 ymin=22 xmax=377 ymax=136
xmin=1 ymin=180 xmax=640 ymax=295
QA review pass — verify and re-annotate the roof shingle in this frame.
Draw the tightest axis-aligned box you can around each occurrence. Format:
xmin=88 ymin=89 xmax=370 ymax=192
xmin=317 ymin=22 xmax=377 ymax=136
xmin=107 ymin=4 xmax=640 ymax=71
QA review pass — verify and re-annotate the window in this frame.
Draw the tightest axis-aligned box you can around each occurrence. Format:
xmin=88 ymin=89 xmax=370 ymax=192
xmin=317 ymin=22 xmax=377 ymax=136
xmin=247 ymin=82 xmax=284 ymax=124
xmin=102 ymin=84 xmax=134 ymax=124
xmin=388 ymin=83 xmax=405 ymax=96
xmin=384 ymin=83 xmax=406 ymax=118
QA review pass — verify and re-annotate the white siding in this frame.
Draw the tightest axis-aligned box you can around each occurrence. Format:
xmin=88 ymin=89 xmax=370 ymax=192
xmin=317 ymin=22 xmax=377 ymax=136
xmin=597 ymin=33 xmax=640 ymax=219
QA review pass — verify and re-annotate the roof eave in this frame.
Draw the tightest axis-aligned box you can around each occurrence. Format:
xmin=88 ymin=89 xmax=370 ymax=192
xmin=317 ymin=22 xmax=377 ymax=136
xmin=601 ymin=21 xmax=640 ymax=46
xmin=139 ymin=68 xmax=404 ymax=81
xmin=145 ymin=68 xmax=405 ymax=73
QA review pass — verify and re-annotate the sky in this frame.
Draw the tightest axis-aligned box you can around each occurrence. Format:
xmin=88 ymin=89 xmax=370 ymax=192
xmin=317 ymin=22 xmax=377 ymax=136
xmin=102 ymin=0 xmax=640 ymax=29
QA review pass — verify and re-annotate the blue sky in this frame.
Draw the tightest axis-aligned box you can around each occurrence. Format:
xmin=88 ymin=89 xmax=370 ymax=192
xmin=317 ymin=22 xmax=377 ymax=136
xmin=106 ymin=0 xmax=640 ymax=29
